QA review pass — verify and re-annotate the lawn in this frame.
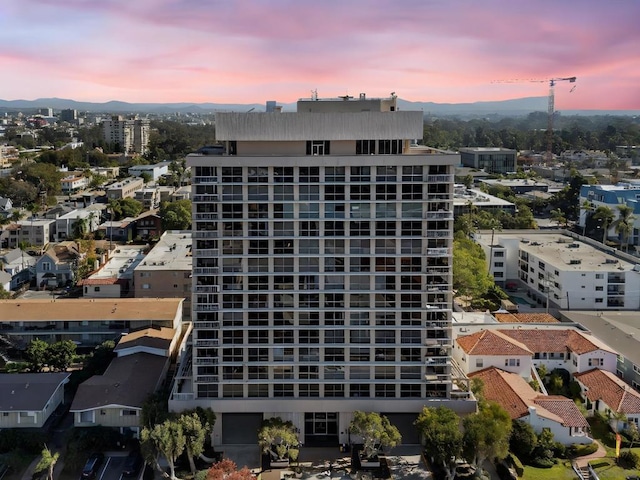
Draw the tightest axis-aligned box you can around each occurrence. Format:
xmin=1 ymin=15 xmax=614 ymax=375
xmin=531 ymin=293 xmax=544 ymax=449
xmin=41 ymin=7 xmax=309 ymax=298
xmin=521 ymin=462 xmax=576 ymax=480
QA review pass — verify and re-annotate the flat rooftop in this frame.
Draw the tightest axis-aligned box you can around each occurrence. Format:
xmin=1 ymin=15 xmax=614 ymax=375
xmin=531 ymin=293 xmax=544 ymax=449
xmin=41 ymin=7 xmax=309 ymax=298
xmin=136 ymin=231 xmax=192 ymax=271
xmin=91 ymin=245 xmax=146 ymax=280
xmin=479 ymin=231 xmax=638 ymax=272
xmin=453 ymin=187 xmax=514 ymax=208
xmin=0 ymin=298 xmax=183 ymax=322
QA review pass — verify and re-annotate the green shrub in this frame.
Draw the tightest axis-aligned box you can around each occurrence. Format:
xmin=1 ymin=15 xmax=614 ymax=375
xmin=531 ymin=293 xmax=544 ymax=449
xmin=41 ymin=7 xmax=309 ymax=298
xmin=618 ymin=450 xmax=640 ymax=469
xmin=0 ymin=429 xmax=49 ymax=454
xmin=505 ymin=454 xmax=523 ymax=477
xmin=553 ymin=442 xmax=567 ymax=459
xmin=529 ymin=457 xmax=555 ymax=468
xmin=568 ymin=443 xmax=599 ymax=458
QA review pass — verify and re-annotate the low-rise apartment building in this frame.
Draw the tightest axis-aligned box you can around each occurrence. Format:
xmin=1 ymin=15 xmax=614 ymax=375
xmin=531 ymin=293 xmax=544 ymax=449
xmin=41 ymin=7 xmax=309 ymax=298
xmin=106 ymin=177 xmax=144 ymax=200
xmin=133 ymin=231 xmax=192 ymax=320
xmin=474 ymin=231 xmax=640 ymax=310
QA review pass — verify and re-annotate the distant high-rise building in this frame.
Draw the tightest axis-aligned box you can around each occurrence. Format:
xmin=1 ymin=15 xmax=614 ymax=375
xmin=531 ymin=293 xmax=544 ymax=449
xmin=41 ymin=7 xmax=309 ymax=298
xmin=102 ymin=116 xmax=150 ymax=154
xmin=59 ymin=109 xmax=78 ymax=123
xmin=39 ymin=107 xmax=53 ymax=117
xmin=173 ymin=92 xmax=473 ymax=446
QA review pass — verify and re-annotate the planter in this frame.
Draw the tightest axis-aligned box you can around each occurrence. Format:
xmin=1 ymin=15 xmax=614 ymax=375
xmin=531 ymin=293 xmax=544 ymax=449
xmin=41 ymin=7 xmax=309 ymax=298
xmin=360 ymin=457 xmax=380 ymax=468
xmin=271 ymin=459 xmax=290 ymax=468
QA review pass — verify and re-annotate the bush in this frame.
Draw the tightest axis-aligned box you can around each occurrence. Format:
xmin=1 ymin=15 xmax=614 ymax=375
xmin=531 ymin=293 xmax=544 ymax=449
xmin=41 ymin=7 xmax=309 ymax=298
xmin=618 ymin=450 xmax=640 ymax=469
xmin=0 ymin=430 xmax=49 ymax=454
xmin=553 ymin=442 xmax=567 ymax=459
xmin=568 ymin=443 xmax=599 ymax=458
xmin=505 ymin=454 xmax=524 ymax=477
xmin=529 ymin=457 xmax=555 ymax=468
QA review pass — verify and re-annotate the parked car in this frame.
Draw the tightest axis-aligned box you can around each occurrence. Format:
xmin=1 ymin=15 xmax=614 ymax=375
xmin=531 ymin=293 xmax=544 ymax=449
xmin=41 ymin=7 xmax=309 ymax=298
xmin=81 ymin=453 xmax=104 ymax=480
xmin=122 ymin=450 xmax=144 ymax=478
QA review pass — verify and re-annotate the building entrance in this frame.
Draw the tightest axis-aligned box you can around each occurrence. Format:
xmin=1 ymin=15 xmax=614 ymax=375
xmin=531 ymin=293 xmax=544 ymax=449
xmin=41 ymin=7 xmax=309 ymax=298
xmin=304 ymin=412 xmax=339 ymax=446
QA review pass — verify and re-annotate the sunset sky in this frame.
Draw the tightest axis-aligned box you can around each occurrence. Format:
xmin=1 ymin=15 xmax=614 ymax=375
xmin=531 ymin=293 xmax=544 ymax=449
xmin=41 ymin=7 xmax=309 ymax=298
xmin=1 ymin=0 xmax=638 ymax=110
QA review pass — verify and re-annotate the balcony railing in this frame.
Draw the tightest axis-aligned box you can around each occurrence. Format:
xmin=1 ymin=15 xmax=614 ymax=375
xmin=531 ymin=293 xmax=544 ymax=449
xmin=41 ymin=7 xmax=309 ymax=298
xmin=196 ymin=375 xmax=219 ymax=383
xmin=424 ymin=211 xmax=454 ymax=220
xmin=194 ymin=303 xmax=220 ymax=312
xmin=193 ymin=177 xmax=219 ymax=184
xmin=426 ymin=231 xmax=452 ymax=238
xmin=424 ymin=374 xmax=451 ymax=383
xmin=194 ymin=285 xmax=219 ymax=293
xmin=195 ymin=339 xmax=219 ymax=347
xmin=194 ymin=321 xmax=220 ymax=329
xmin=427 ymin=174 xmax=453 ymax=183
xmin=424 ymin=357 xmax=451 ymax=365
xmin=193 ymin=231 xmax=218 ymax=239
xmin=195 ymin=357 xmax=218 ymax=365
xmin=193 ymin=194 xmax=219 ymax=202
xmin=194 ymin=213 xmax=218 ymax=220
xmin=193 ymin=267 xmax=219 ymax=275
xmin=426 ymin=248 xmax=452 ymax=257
xmin=194 ymin=249 xmax=219 ymax=257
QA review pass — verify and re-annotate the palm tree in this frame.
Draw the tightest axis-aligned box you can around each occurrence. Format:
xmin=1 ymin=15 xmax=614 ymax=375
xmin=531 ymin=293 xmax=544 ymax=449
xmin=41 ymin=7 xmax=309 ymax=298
xmin=593 ymin=206 xmax=615 ymax=245
xmin=34 ymin=446 xmax=59 ymax=480
xmin=550 ymin=208 xmax=567 ymax=228
xmin=614 ymin=204 xmax=635 ymax=252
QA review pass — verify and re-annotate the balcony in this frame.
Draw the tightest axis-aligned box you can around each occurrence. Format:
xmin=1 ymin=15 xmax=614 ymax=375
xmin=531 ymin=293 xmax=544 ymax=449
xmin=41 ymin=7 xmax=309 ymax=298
xmin=195 ymin=321 xmax=220 ymax=329
xmin=193 ymin=176 xmax=219 ymax=184
xmin=424 ymin=374 xmax=451 ymax=383
xmin=195 ymin=339 xmax=219 ymax=348
xmin=426 ymin=248 xmax=451 ymax=257
xmin=194 ymin=213 xmax=218 ymax=220
xmin=193 ymin=231 xmax=218 ymax=239
xmin=424 ymin=211 xmax=454 ymax=220
xmin=193 ymin=194 xmax=219 ymax=202
xmin=424 ymin=338 xmax=452 ymax=347
xmin=194 ymin=285 xmax=219 ymax=293
xmin=424 ymin=357 xmax=451 ymax=365
xmin=194 ymin=303 xmax=220 ymax=312
xmin=196 ymin=375 xmax=219 ymax=383
xmin=195 ymin=357 xmax=218 ymax=365
xmin=194 ymin=249 xmax=220 ymax=257
xmin=427 ymin=174 xmax=453 ymax=183
xmin=426 ymin=230 xmax=451 ymax=238
xmin=426 ymin=194 xmax=450 ymax=201
xmin=193 ymin=267 xmax=219 ymax=275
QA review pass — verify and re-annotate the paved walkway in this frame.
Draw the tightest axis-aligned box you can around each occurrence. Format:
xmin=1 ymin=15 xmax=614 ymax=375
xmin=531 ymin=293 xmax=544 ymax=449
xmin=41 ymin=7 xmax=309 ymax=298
xmin=574 ymin=439 xmax=607 ymax=469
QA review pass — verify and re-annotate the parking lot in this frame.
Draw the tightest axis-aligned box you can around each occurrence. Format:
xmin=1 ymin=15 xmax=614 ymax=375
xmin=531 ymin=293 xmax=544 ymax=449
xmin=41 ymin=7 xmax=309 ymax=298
xmin=90 ymin=452 xmax=144 ymax=480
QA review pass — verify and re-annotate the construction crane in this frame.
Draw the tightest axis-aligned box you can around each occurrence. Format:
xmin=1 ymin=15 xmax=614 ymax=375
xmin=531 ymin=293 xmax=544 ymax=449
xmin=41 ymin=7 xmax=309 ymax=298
xmin=493 ymin=76 xmax=576 ymax=162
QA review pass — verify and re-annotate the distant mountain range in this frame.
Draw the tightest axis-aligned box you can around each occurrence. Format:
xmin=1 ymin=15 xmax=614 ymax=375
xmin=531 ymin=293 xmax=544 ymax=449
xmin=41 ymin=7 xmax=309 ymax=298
xmin=0 ymin=96 xmax=637 ymax=117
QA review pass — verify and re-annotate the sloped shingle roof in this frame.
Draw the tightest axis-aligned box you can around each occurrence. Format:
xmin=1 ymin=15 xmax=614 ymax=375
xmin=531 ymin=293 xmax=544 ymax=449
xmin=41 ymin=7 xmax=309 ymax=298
xmin=0 ymin=372 xmax=70 ymax=412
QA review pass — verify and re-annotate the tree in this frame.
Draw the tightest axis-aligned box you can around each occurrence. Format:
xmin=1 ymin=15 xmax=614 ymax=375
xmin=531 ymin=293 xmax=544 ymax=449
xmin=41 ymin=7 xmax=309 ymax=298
xmin=415 ymin=407 xmax=462 ymax=480
xmin=25 ymin=339 xmax=49 ymax=372
xmin=614 ymin=204 xmax=635 ymax=252
xmin=349 ymin=411 xmax=402 ymax=460
xmin=72 ymin=217 xmax=89 ymax=240
xmin=141 ymin=392 xmax=171 ymax=430
xmin=257 ymin=417 xmax=300 ymax=463
xmin=509 ymin=420 xmax=537 ymax=463
xmin=160 ymin=200 xmax=192 ymax=231
xmin=550 ymin=208 xmax=567 ymax=228
xmin=179 ymin=412 xmax=209 ymax=475
xmin=462 ymin=402 xmax=512 ymax=472
xmin=207 ymin=459 xmax=256 ymax=480
xmin=110 ymin=198 xmax=144 ymax=220
xmin=33 ymin=445 xmax=59 ymax=480
xmin=0 ymin=285 xmax=10 ymax=299
xmin=593 ymin=205 xmax=615 ymax=245
xmin=141 ymin=419 xmax=185 ymax=480
xmin=452 ymin=237 xmax=493 ymax=300
xmin=47 ymin=340 xmax=77 ymax=371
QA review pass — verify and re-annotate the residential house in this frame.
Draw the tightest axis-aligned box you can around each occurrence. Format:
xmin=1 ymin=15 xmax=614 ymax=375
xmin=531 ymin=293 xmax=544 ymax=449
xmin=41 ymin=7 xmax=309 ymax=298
xmin=454 ymin=329 xmax=533 ymax=378
xmin=7 ymin=219 xmax=55 ymax=249
xmin=134 ymin=188 xmax=160 ymax=210
xmin=0 ymin=270 xmax=10 ymax=293
xmin=36 ymin=241 xmax=81 ymax=289
xmin=133 ymin=210 xmax=162 ymax=240
xmin=0 ymin=372 xmax=70 ymax=428
xmin=98 ymin=218 xmax=136 ymax=243
xmin=470 ymin=367 xmax=591 ymax=445
xmin=0 ymin=248 xmax=35 ymax=289
xmin=55 ymin=208 xmax=102 ymax=241
xmin=71 ymin=326 xmax=179 ymax=437
xmin=79 ymin=245 xmax=145 ymax=299
xmin=0 ymin=196 xmax=13 ymax=219
xmin=499 ymin=329 xmax=618 ymax=375
xmin=60 ymin=175 xmax=89 ymax=194
xmin=128 ymin=162 xmax=168 ymax=181
xmin=575 ymin=368 xmax=640 ymax=431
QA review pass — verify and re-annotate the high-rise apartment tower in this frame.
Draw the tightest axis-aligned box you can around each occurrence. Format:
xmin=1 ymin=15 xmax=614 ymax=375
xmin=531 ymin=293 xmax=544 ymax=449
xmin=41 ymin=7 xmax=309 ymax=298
xmin=175 ymin=93 xmax=472 ymax=445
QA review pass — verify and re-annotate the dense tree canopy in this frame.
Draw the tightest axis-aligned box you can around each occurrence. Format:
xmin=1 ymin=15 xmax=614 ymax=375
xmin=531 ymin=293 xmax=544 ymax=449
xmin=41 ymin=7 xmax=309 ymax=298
xmin=453 ymin=236 xmax=493 ymax=299
xmin=462 ymin=401 xmax=512 ymax=471
xmin=349 ymin=411 xmax=402 ymax=459
xmin=415 ymin=407 xmax=462 ymax=480
xmin=160 ymin=199 xmax=192 ymax=231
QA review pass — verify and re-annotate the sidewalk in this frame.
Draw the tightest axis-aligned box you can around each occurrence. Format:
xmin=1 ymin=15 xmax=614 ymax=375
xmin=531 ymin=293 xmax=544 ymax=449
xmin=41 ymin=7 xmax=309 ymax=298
xmin=574 ymin=440 xmax=607 ymax=469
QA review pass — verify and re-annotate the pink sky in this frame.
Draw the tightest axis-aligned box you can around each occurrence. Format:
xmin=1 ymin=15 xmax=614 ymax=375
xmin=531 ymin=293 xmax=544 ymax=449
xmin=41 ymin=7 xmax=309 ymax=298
xmin=1 ymin=0 xmax=639 ymax=110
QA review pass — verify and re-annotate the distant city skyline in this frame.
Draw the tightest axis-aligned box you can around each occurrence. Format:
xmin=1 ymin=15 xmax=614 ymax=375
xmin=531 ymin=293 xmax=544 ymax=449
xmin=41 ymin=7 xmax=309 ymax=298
xmin=1 ymin=0 xmax=638 ymax=111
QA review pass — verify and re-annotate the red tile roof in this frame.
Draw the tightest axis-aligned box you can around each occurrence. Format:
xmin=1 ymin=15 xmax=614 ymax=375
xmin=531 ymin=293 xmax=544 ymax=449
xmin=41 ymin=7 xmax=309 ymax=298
xmin=575 ymin=369 xmax=640 ymax=415
xmin=456 ymin=330 xmax=532 ymax=356
xmin=500 ymin=329 xmax=614 ymax=355
xmin=470 ymin=367 xmax=588 ymax=427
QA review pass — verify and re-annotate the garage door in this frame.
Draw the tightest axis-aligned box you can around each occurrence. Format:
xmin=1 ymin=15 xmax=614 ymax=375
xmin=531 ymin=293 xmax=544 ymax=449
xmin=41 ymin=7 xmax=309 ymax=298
xmin=221 ymin=413 xmax=264 ymax=444
xmin=382 ymin=413 xmax=421 ymax=445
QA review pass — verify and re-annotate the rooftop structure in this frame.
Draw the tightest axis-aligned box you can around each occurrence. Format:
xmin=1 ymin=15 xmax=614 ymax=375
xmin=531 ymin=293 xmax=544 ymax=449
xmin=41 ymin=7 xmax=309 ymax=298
xmin=458 ymin=147 xmax=516 ymax=175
